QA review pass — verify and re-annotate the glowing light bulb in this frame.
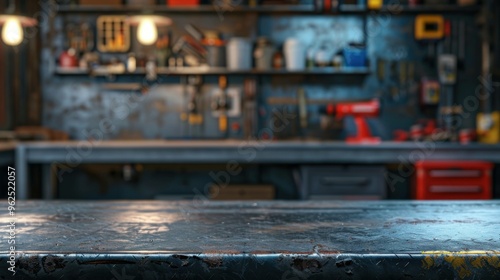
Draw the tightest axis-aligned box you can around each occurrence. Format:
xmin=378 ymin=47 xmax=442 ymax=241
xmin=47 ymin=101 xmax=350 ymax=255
xmin=2 ymin=17 xmax=23 ymax=46
xmin=137 ymin=18 xmax=157 ymax=45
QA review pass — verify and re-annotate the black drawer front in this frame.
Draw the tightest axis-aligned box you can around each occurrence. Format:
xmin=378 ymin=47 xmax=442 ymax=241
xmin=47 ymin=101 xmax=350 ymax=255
xmin=302 ymin=166 xmax=386 ymax=199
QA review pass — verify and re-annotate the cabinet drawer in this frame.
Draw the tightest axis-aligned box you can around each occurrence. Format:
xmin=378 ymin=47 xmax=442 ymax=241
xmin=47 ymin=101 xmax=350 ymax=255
xmin=413 ymin=161 xmax=493 ymax=200
xmin=301 ymin=166 xmax=386 ymax=199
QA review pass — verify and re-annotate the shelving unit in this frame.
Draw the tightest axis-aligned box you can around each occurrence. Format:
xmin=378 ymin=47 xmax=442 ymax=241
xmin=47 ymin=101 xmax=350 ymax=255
xmin=57 ymin=4 xmax=317 ymax=14
xmin=57 ymin=5 xmax=481 ymax=15
xmin=56 ymin=4 xmax=481 ymax=15
xmin=54 ymin=3 xmax=481 ymax=80
xmin=55 ymin=66 xmax=371 ymax=76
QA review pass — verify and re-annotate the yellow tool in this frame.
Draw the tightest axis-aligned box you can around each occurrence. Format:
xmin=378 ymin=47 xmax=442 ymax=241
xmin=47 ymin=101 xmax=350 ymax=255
xmin=477 ymin=112 xmax=500 ymax=144
xmin=218 ymin=76 xmax=228 ymax=133
xmin=415 ymin=15 xmax=445 ymax=40
xmin=367 ymin=0 xmax=383 ymax=10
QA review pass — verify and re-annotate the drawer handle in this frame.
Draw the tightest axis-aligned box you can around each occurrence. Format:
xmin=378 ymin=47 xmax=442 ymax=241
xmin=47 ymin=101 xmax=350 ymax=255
xmin=429 ymin=170 xmax=481 ymax=178
xmin=320 ymin=177 xmax=369 ymax=186
xmin=429 ymin=185 xmax=482 ymax=193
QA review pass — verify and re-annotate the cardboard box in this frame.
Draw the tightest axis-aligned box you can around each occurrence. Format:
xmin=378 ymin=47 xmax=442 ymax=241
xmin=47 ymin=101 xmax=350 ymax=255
xmin=127 ymin=0 xmax=155 ymax=5
xmin=166 ymin=0 xmax=199 ymax=6
xmin=80 ymin=0 xmax=122 ymax=5
xmin=210 ymin=185 xmax=275 ymax=200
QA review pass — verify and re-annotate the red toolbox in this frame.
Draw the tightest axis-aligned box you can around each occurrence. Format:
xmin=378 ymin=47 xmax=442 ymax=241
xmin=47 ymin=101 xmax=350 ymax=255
xmin=413 ymin=161 xmax=493 ymax=200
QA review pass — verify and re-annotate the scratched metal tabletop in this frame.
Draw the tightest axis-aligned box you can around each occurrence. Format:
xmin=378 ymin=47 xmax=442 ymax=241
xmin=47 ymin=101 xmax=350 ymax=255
xmin=1 ymin=200 xmax=499 ymax=279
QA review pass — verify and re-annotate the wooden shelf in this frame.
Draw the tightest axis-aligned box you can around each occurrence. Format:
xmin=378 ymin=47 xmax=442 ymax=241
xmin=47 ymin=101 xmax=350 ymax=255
xmin=55 ymin=66 xmax=371 ymax=76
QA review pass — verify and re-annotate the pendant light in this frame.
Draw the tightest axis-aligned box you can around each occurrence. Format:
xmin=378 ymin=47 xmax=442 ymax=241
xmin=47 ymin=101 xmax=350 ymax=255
xmin=0 ymin=0 xmax=37 ymax=46
xmin=127 ymin=15 xmax=172 ymax=46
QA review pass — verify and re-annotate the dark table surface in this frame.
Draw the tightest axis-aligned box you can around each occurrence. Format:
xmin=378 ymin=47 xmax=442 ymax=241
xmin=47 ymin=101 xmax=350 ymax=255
xmin=1 ymin=200 xmax=499 ymax=279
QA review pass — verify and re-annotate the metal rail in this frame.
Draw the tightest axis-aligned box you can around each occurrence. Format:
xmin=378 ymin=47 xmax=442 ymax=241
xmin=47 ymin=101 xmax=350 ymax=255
xmin=12 ymin=140 xmax=500 ymax=199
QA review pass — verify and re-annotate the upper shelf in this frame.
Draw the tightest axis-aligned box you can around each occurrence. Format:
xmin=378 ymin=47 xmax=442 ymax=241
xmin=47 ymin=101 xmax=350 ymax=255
xmin=55 ymin=66 xmax=371 ymax=76
xmin=57 ymin=4 xmax=317 ymax=14
xmin=56 ymin=4 xmax=481 ymax=15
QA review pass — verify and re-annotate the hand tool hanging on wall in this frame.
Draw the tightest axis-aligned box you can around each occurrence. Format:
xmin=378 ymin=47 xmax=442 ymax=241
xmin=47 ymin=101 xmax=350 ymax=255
xmin=415 ymin=15 xmax=445 ymax=67
xmin=407 ymin=61 xmax=416 ymax=98
xmin=457 ymin=19 xmax=466 ymax=69
xmin=213 ymin=75 xmax=229 ymax=135
xmin=376 ymin=58 xmax=386 ymax=82
xmin=399 ymin=61 xmax=408 ymax=98
xmin=476 ymin=1 xmax=499 ymax=143
xmin=297 ymin=88 xmax=308 ymax=133
xmin=243 ymin=78 xmax=257 ymax=139
xmin=389 ymin=61 xmax=400 ymax=101
xmin=437 ymin=54 xmax=459 ymax=141
xmin=186 ymin=75 xmax=204 ymax=138
xmin=420 ymin=78 xmax=440 ymax=116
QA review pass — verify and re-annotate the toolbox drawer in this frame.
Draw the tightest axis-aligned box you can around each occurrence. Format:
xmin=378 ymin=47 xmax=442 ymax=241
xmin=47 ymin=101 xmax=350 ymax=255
xmin=413 ymin=161 xmax=493 ymax=200
xmin=301 ymin=166 xmax=386 ymax=200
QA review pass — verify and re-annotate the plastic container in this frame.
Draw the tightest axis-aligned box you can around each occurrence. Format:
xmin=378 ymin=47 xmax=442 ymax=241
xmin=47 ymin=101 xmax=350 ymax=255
xmin=344 ymin=44 xmax=367 ymax=67
xmin=283 ymin=38 xmax=305 ymax=71
xmin=227 ymin=38 xmax=252 ymax=70
xmin=202 ymin=32 xmax=226 ymax=67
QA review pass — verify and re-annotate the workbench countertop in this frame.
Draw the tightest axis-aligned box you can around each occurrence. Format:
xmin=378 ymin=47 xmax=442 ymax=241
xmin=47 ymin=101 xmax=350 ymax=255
xmin=1 ymin=200 xmax=499 ymax=279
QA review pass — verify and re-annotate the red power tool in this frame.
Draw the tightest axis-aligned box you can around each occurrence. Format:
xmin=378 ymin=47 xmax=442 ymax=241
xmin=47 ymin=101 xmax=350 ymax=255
xmin=324 ymin=99 xmax=381 ymax=144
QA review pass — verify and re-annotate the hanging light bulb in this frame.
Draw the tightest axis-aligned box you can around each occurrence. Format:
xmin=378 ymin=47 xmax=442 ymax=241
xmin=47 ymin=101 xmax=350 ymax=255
xmin=137 ymin=18 xmax=157 ymax=45
xmin=2 ymin=17 xmax=23 ymax=46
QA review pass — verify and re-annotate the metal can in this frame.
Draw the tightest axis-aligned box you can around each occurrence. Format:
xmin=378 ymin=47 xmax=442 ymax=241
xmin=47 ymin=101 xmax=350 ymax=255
xmin=254 ymin=37 xmax=274 ymax=70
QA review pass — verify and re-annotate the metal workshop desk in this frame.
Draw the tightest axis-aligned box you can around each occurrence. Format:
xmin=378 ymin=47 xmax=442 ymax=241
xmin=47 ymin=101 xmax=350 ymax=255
xmin=1 ymin=200 xmax=499 ymax=279
xmin=14 ymin=140 xmax=500 ymax=199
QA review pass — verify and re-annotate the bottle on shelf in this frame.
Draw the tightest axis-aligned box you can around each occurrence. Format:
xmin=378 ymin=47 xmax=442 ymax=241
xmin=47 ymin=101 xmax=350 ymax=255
xmin=155 ymin=31 xmax=172 ymax=67
xmin=272 ymin=48 xmax=284 ymax=69
xmin=306 ymin=46 xmax=316 ymax=69
xmin=127 ymin=52 xmax=136 ymax=72
xmin=315 ymin=45 xmax=330 ymax=67
xmin=254 ymin=37 xmax=274 ymax=70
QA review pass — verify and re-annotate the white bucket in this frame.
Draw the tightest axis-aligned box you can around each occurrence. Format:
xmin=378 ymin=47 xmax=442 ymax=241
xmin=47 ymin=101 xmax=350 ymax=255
xmin=284 ymin=38 xmax=305 ymax=71
xmin=227 ymin=38 xmax=252 ymax=70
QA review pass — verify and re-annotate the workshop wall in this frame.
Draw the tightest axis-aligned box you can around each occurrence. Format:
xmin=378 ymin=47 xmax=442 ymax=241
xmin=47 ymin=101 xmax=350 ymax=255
xmin=37 ymin=2 xmax=484 ymax=199
xmin=41 ymin=10 xmax=481 ymax=141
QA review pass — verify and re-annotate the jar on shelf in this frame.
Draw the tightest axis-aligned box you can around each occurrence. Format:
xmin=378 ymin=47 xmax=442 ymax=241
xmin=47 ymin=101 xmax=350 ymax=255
xmin=332 ymin=53 xmax=343 ymax=68
xmin=315 ymin=45 xmax=330 ymax=67
xmin=272 ymin=49 xmax=284 ymax=69
xmin=127 ymin=53 xmax=136 ymax=72
xmin=202 ymin=31 xmax=226 ymax=68
xmin=254 ymin=37 xmax=274 ymax=70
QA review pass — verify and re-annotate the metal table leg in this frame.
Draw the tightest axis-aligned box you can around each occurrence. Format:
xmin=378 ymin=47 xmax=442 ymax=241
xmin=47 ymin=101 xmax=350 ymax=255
xmin=15 ymin=145 xmax=28 ymax=199
xmin=42 ymin=164 xmax=55 ymax=199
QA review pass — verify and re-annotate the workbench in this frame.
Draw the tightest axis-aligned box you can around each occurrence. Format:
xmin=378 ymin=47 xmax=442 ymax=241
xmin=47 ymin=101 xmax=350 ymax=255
xmin=14 ymin=140 xmax=500 ymax=199
xmin=1 ymin=200 xmax=499 ymax=279
xmin=0 ymin=142 xmax=15 ymax=166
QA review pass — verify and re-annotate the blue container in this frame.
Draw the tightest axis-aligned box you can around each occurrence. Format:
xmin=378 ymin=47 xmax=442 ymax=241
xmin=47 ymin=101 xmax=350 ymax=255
xmin=344 ymin=45 xmax=367 ymax=67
